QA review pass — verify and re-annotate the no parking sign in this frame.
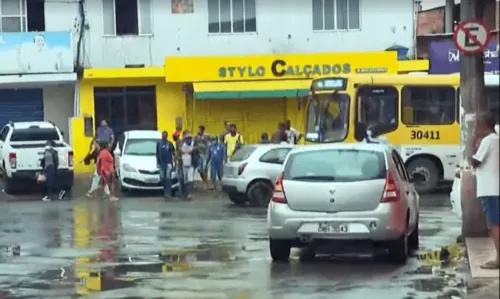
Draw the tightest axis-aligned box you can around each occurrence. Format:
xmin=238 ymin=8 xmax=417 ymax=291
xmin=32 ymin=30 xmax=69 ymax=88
xmin=453 ymin=19 xmax=491 ymax=55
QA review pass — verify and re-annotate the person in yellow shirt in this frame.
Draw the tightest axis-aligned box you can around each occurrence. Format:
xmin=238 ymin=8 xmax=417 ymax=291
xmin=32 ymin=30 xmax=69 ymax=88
xmin=224 ymin=123 xmax=244 ymax=159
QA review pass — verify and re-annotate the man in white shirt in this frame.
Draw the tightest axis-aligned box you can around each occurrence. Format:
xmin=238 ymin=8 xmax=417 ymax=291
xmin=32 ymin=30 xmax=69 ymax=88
xmin=285 ymin=120 xmax=302 ymax=145
xmin=471 ymin=114 xmax=500 ymax=269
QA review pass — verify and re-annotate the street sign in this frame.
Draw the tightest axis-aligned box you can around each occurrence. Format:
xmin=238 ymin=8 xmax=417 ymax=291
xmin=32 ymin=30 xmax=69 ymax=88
xmin=453 ymin=19 xmax=491 ymax=55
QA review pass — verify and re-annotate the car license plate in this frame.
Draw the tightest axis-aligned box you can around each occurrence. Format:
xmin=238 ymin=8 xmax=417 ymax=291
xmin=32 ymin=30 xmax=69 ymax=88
xmin=145 ymin=178 xmax=159 ymax=183
xmin=317 ymin=222 xmax=349 ymax=233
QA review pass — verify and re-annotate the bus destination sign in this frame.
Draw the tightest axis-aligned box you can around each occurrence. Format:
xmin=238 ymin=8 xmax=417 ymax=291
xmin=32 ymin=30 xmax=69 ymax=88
xmin=312 ymin=78 xmax=347 ymax=90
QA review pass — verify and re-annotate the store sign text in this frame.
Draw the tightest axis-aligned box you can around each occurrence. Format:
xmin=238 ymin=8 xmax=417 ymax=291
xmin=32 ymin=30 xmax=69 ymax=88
xmin=218 ymin=59 xmax=352 ymax=78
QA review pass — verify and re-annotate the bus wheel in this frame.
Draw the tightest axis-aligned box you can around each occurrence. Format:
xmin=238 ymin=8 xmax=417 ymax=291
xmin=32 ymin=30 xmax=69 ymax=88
xmin=407 ymin=158 xmax=439 ymax=194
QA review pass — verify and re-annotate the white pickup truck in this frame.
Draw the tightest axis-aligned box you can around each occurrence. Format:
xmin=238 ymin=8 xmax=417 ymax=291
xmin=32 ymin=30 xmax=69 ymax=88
xmin=0 ymin=121 xmax=74 ymax=194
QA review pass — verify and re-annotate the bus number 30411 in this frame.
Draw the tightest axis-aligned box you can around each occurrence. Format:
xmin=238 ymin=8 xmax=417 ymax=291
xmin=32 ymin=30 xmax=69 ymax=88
xmin=410 ymin=130 xmax=440 ymax=140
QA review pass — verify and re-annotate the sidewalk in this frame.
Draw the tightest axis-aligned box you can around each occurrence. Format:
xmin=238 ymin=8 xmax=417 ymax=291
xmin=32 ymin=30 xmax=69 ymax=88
xmin=465 ymin=237 xmax=499 ymax=299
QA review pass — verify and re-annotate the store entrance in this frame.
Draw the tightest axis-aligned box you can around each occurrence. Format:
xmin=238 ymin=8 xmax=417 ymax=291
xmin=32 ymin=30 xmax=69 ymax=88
xmin=94 ymin=86 xmax=157 ymax=147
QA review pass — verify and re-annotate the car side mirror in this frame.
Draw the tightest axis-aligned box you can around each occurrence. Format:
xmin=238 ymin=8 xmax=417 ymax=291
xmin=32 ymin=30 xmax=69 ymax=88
xmin=60 ymin=131 xmax=64 ymax=137
xmin=354 ymin=122 xmax=367 ymax=141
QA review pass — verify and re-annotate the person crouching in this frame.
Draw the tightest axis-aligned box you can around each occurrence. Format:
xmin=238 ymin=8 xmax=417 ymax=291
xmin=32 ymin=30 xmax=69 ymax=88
xmin=96 ymin=142 xmax=118 ymax=201
xmin=40 ymin=140 xmax=60 ymax=202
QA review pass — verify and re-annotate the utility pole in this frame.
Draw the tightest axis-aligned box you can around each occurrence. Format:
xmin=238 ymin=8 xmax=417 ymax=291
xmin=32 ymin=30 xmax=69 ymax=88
xmin=459 ymin=0 xmax=489 ymax=238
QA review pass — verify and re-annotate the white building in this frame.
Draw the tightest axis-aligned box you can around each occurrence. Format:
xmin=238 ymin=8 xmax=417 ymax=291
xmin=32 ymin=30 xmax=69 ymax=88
xmin=44 ymin=0 xmax=415 ymax=67
xmin=0 ymin=0 xmax=76 ymax=139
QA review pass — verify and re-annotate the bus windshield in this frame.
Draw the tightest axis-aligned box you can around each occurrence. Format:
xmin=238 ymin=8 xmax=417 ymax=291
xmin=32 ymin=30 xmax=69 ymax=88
xmin=305 ymin=93 xmax=350 ymax=143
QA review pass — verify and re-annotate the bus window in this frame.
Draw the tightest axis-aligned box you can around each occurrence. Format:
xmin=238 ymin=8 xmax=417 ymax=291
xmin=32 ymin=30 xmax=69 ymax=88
xmin=456 ymin=86 xmax=499 ymax=123
xmin=401 ymin=86 xmax=455 ymax=125
xmin=305 ymin=93 xmax=350 ymax=143
xmin=356 ymin=86 xmax=398 ymax=136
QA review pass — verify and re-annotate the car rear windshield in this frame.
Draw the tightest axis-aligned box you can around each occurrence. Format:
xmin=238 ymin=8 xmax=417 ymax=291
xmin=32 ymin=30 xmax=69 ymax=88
xmin=283 ymin=149 xmax=386 ymax=182
xmin=10 ymin=128 xmax=60 ymax=142
xmin=230 ymin=146 xmax=256 ymax=162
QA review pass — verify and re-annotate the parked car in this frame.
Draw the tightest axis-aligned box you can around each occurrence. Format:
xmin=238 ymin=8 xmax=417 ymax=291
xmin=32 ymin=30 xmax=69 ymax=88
xmin=114 ymin=130 xmax=179 ymax=194
xmin=0 ymin=121 xmax=74 ymax=194
xmin=267 ymin=143 xmax=420 ymax=264
xmin=222 ymin=144 xmax=294 ymax=206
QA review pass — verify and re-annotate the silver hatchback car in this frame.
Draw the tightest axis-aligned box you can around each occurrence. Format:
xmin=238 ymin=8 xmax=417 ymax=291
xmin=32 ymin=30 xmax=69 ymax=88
xmin=267 ymin=143 xmax=420 ymax=264
xmin=222 ymin=144 xmax=294 ymax=206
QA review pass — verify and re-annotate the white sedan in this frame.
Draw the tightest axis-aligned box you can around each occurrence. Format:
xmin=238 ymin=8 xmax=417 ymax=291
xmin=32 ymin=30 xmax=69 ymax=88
xmin=114 ymin=130 xmax=179 ymax=193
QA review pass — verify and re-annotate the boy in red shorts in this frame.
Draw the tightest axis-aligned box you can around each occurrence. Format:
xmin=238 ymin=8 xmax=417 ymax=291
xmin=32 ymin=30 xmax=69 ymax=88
xmin=97 ymin=142 xmax=118 ymax=201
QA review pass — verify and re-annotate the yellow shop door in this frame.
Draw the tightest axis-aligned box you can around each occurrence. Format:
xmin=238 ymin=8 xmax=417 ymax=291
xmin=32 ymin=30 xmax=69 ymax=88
xmin=192 ymin=98 xmax=286 ymax=144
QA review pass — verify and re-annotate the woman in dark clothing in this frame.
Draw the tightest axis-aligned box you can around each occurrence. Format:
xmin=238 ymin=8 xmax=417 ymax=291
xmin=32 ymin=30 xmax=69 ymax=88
xmin=40 ymin=140 xmax=60 ymax=202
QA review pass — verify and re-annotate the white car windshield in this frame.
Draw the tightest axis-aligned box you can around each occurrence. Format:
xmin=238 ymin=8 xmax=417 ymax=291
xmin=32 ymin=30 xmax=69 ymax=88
xmin=124 ymin=139 xmax=158 ymax=156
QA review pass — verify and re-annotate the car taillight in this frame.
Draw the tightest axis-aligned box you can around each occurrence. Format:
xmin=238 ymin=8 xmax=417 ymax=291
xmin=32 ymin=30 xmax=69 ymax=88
xmin=9 ymin=153 xmax=16 ymax=169
xmin=238 ymin=162 xmax=247 ymax=175
xmin=271 ymin=172 xmax=287 ymax=203
xmin=68 ymin=151 xmax=74 ymax=167
xmin=381 ymin=171 xmax=400 ymax=202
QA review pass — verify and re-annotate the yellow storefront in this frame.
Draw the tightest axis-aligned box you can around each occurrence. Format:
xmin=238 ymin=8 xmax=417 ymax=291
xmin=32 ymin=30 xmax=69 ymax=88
xmin=71 ymin=52 xmax=427 ymax=174
xmin=71 ymin=67 xmax=187 ymax=173
xmin=165 ymin=51 xmax=401 ymax=144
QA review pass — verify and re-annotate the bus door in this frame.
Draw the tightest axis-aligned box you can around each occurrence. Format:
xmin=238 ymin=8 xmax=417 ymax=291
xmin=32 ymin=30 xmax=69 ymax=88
xmin=355 ymin=85 xmax=398 ymax=141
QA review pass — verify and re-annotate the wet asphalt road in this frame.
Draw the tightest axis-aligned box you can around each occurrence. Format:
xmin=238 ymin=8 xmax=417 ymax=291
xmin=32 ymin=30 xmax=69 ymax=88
xmin=0 ymin=185 xmax=468 ymax=299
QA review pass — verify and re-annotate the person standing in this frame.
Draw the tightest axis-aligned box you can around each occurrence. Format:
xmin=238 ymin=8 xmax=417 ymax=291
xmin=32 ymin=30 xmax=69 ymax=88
xmin=40 ymin=140 xmax=60 ymax=202
xmin=260 ymin=132 xmax=270 ymax=144
xmin=97 ymin=142 xmax=118 ymax=201
xmin=271 ymin=123 xmax=288 ymax=144
xmin=84 ymin=141 xmax=110 ymax=198
xmin=285 ymin=119 xmax=302 ymax=144
xmin=92 ymin=120 xmax=115 ymax=152
xmin=206 ymin=136 xmax=226 ymax=190
xmin=224 ymin=124 xmax=243 ymax=159
xmin=470 ymin=114 xmax=500 ymax=269
xmin=156 ymin=131 xmax=175 ymax=198
xmin=194 ymin=125 xmax=210 ymax=189
xmin=180 ymin=131 xmax=195 ymax=199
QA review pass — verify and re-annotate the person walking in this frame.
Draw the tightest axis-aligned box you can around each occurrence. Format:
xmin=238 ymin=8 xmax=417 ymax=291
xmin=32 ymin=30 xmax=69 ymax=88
xmin=224 ymin=123 xmax=243 ymax=159
xmin=206 ymin=135 xmax=225 ymax=190
xmin=156 ymin=131 xmax=175 ymax=198
xmin=40 ymin=140 xmax=60 ymax=202
xmin=194 ymin=125 xmax=210 ymax=189
xmin=84 ymin=141 xmax=110 ymax=198
xmin=470 ymin=114 xmax=499 ymax=269
xmin=180 ymin=131 xmax=195 ymax=199
xmin=96 ymin=142 xmax=118 ymax=201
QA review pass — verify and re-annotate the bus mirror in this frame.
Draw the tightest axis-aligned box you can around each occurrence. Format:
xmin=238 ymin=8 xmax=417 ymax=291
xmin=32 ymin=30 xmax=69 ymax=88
xmin=354 ymin=122 xmax=367 ymax=141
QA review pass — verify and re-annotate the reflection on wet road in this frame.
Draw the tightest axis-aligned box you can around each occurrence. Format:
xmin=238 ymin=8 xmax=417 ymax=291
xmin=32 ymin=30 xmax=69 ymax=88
xmin=0 ymin=193 xmax=467 ymax=299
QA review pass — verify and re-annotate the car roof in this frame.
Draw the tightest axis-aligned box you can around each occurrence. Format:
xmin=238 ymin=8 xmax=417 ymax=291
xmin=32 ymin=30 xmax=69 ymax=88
xmin=125 ymin=130 xmax=161 ymax=139
xmin=10 ymin=121 xmax=56 ymax=129
xmin=290 ymin=142 xmax=393 ymax=154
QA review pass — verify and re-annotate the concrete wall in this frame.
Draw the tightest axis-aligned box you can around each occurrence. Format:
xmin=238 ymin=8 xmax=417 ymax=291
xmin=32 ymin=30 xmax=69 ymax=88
xmin=44 ymin=0 xmax=415 ymax=68
xmin=43 ymin=85 xmax=75 ymax=143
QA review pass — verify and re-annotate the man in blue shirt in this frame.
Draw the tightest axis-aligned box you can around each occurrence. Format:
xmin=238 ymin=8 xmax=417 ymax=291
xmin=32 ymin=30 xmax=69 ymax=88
xmin=156 ymin=131 xmax=175 ymax=198
xmin=206 ymin=135 xmax=226 ymax=190
xmin=91 ymin=120 xmax=114 ymax=152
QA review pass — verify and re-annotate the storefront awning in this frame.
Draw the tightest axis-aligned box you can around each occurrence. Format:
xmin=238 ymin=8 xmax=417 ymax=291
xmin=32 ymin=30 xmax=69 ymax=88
xmin=193 ymin=80 xmax=311 ymax=99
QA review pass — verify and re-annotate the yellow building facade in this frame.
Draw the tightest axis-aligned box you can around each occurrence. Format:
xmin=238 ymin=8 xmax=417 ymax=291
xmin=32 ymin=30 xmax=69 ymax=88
xmin=71 ymin=52 xmax=428 ymax=173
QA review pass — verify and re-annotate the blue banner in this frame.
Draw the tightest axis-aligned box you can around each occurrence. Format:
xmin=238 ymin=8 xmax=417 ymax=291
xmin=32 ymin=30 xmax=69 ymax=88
xmin=429 ymin=40 xmax=499 ymax=74
xmin=0 ymin=31 xmax=73 ymax=75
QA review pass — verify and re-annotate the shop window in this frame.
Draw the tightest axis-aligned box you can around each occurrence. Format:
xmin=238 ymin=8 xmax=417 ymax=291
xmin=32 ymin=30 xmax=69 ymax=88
xmin=356 ymin=86 xmax=398 ymax=136
xmin=93 ymin=86 xmax=157 ymax=137
xmin=102 ymin=0 xmax=152 ymax=35
xmin=401 ymin=86 xmax=455 ymax=125
xmin=208 ymin=0 xmax=256 ymax=33
xmin=312 ymin=0 xmax=360 ymax=31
